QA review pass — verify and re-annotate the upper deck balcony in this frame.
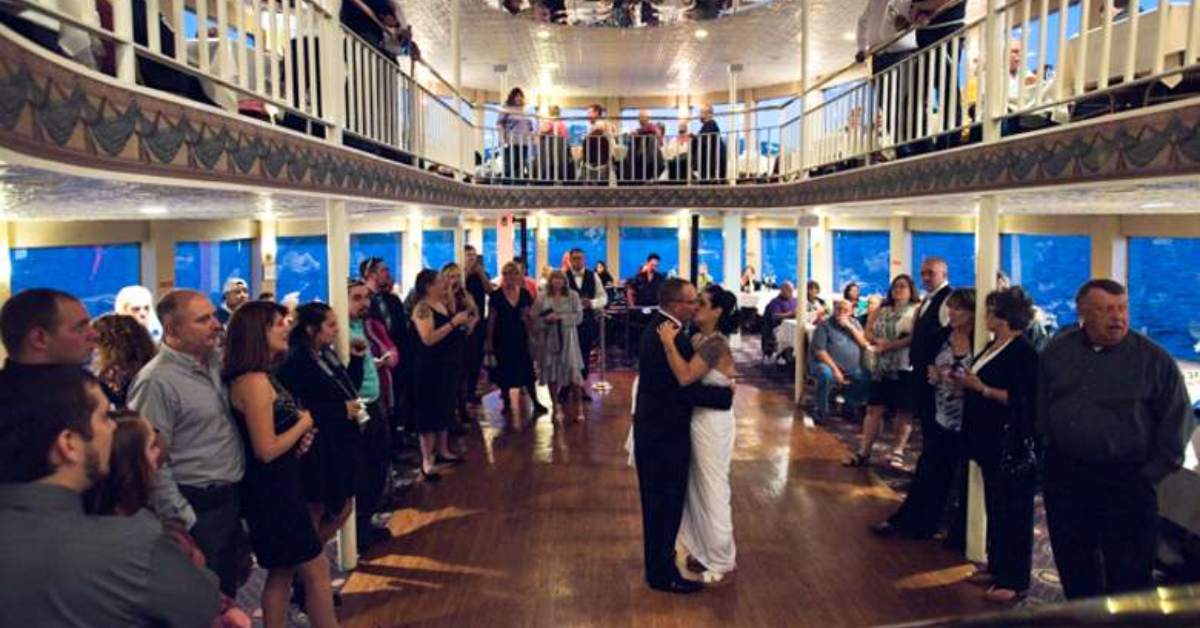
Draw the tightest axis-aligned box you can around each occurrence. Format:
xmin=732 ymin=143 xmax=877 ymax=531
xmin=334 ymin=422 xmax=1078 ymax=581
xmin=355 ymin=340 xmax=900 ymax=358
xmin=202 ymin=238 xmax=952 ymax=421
xmin=1 ymin=0 xmax=1200 ymax=212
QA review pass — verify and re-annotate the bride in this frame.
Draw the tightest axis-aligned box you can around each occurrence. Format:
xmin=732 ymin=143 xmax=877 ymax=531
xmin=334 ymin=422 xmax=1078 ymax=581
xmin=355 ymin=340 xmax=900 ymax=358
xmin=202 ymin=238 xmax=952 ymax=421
xmin=656 ymin=284 xmax=739 ymax=583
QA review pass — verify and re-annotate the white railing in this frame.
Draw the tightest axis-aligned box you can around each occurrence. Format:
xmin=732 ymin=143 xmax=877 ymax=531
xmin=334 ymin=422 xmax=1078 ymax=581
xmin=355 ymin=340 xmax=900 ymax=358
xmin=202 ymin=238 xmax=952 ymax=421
xmin=4 ymin=0 xmax=1200 ymax=186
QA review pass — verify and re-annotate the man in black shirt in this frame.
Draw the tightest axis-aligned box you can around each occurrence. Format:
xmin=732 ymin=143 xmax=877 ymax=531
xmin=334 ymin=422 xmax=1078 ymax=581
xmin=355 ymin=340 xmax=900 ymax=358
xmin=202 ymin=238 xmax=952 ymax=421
xmin=627 ymin=253 xmax=666 ymax=308
xmin=463 ymin=245 xmax=491 ymax=405
xmin=361 ymin=257 xmax=411 ymax=441
xmin=1038 ymin=279 xmax=1194 ymax=600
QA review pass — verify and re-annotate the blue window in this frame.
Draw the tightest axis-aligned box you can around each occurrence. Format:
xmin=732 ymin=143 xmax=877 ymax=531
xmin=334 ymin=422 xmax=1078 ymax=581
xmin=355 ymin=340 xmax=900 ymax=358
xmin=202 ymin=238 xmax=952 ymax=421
xmin=619 ymin=227 xmax=679 ymax=280
xmin=761 ymin=228 xmax=800 ymax=287
xmin=833 ymin=230 xmax=890 ymax=297
xmin=422 ymin=230 xmax=455 ymax=271
xmin=1000 ymin=234 xmax=1090 ymax=332
xmin=277 ymin=236 xmax=327 ymax=304
xmin=351 ymin=232 xmax=402 ymax=282
xmin=175 ymin=240 xmax=253 ymax=307
xmin=698 ymin=228 xmax=724 ymax=284
xmin=549 ymin=227 xmax=607 ymax=272
xmin=912 ymin=232 xmax=976 ymax=288
xmin=10 ymin=243 xmax=141 ymax=316
xmin=1128 ymin=237 xmax=1200 ymax=360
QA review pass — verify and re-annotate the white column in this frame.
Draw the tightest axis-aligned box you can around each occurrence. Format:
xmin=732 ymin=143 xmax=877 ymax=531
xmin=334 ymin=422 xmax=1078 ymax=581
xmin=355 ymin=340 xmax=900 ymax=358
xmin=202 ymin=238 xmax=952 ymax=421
xmin=968 ymin=195 xmax=1001 ymax=564
xmin=495 ymin=65 xmax=509 ymax=105
xmin=450 ymin=0 xmax=465 ymax=176
xmin=404 ymin=207 xmax=424 ymax=291
xmin=497 ymin=214 xmax=515 ymax=269
xmin=677 ymin=210 xmax=692 ymax=280
xmin=325 ymin=199 xmax=357 ymax=570
xmin=794 ymin=212 xmax=815 ymax=405
xmin=721 ymin=212 xmax=743 ymax=292
xmin=320 ymin=13 xmax=346 ymax=142
xmin=467 ymin=219 xmax=484 ymax=252
xmin=982 ymin=0 xmax=1006 ymax=143
xmin=1090 ymin=215 xmax=1127 ymax=281
xmin=535 ymin=213 xmax=550 ymax=274
xmin=798 ymin=0 xmax=810 ymax=173
xmin=258 ymin=217 xmax=278 ymax=297
xmin=0 ymin=221 xmax=10 ymax=364
xmin=142 ymin=221 xmax=175 ymax=297
xmin=453 ymin=214 xmax=466 ymax=267
xmin=889 ymin=216 xmax=912 ymax=279
xmin=111 ymin=0 xmax=136 ymax=83
xmin=810 ymin=215 xmax=833 ymax=295
xmin=727 ymin=64 xmax=741 ymax=185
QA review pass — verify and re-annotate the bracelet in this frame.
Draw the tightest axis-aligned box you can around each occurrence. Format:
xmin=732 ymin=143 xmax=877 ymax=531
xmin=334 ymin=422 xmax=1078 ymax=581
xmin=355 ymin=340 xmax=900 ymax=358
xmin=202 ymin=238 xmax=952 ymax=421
xmin=981 ymin=385 xmax=990 ymax=399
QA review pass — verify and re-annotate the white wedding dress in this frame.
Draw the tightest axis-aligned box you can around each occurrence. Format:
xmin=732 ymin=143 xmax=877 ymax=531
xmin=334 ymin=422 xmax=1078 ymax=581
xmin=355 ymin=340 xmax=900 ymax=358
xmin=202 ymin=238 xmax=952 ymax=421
xmin=677 ymin=368 xmax=737 ymax=578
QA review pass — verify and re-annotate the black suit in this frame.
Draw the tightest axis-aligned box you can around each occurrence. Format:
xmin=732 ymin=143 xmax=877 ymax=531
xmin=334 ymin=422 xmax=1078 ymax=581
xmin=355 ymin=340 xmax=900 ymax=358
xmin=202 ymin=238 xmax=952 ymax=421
xmin=633 ymin=312 xmax=733 ymax=586
xmin=910 ymin=285 xmax=952 ymax=430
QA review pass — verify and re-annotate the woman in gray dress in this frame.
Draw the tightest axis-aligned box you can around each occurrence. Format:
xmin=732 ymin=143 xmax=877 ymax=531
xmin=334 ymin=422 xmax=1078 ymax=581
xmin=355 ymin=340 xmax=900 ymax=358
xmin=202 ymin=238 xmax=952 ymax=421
xmin=534 ymin=270 xmax=584 ymax=423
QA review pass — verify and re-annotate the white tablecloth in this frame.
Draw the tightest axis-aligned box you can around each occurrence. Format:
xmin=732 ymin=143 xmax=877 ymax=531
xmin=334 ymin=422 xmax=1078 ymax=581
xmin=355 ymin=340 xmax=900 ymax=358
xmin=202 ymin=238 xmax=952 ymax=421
xmin=774 ymin=318 xmax=815 ymax=355
xmin=738 ymin=290 xmax=779 ymax=316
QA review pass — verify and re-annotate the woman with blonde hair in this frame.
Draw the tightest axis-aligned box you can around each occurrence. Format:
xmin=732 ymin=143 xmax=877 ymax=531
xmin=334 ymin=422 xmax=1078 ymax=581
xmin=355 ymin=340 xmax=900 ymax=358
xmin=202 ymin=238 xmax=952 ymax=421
xmin=534 ymin=270 xmax=585 ymax=422
xmin=440 ymin=262 xmax=480 ymax=428
xmin=487 ymin=261 xmax=546 ymax=419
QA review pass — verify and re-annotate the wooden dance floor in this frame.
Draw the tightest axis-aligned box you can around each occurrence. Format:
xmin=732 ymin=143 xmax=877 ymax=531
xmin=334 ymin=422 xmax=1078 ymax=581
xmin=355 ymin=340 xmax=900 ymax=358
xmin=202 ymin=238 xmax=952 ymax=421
xmin=340 ymin=370 xmax=993 ymax=627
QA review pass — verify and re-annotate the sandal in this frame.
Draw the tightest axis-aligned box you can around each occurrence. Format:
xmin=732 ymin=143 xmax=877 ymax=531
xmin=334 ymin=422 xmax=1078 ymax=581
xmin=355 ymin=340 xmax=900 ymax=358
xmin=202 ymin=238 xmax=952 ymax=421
xmin=841 ymin=452 xmax=870 ymax=467
xmin=887 ymin=451 xmax=908 ymax=470
xmin=983 ymin=586 xmax=1025 ymax=604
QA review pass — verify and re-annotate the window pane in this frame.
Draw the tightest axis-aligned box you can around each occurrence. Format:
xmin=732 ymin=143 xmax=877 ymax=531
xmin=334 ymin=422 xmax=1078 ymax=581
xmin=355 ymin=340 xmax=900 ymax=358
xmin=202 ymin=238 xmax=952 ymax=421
xmin=351 ymin=233 xmax=401 ymax=284
xmin=833 ymin=230 xmax=890 ymax=296
xmin=1128 ymin=237 xmax=1200 ymax=360
xmin=11 ymin=244 xmax=141 ymax=316
xmin=175 ymin=239 xmax=253 ymax=307
xmin=698 ymin=228 xmax=724 ymax=284
xmin=761 ymin=228 xmax=799 ymax=286
xmin=277 ymin=236 xmax=327 ymax=303
xmin=1000 ymin=234 xmax=1090 ymax=331
xmin=912 ymin=232 xmax=976 ymax=287
xmin=619 ymin=227 xmax=678 ymax=280
xmin=422 ymin=230 xmax=455 ymax=271
xmin=549 ymin=227 xmax=607 ymax=272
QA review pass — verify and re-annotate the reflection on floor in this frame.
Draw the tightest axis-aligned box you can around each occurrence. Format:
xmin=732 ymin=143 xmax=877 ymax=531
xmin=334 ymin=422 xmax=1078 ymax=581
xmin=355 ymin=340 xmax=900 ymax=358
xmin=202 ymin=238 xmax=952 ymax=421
xmin=336 ymin=363 xmax=1000 ymax=627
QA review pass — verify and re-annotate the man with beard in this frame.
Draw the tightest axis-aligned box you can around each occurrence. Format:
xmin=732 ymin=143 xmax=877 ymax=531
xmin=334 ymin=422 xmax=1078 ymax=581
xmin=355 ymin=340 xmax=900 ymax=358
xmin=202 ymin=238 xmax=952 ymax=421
xmin=0 ymin=366 xmax=219 ymax=626
xmin=361 ymin=257 xmax=413 ymax=444
xmin=129 ymin=289 xmax=248 ymax=597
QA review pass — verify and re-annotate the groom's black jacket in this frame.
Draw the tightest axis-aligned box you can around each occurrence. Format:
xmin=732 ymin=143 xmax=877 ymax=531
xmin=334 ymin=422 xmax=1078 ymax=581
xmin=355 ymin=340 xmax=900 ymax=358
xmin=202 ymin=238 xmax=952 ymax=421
xmin=633 ymin=311 xmax=734 ymax=438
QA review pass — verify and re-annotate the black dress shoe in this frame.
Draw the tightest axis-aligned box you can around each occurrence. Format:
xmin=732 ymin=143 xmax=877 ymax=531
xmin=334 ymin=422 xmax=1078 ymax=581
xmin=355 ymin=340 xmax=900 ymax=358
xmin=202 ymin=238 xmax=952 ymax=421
xmin=649 ymin=578 xmax=703 ymax=594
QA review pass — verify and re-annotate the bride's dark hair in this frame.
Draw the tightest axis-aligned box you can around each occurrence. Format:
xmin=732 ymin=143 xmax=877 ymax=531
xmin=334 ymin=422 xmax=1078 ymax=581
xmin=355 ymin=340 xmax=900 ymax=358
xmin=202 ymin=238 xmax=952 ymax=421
xmin=704 ymin=284 xmax=740 ymax=336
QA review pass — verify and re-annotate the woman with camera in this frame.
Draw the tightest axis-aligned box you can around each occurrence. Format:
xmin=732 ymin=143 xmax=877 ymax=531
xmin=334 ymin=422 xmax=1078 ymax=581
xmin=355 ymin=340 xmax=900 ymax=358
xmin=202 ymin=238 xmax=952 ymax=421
xmin=276 ymin=302 xmax=366 ymax=545
xmin=533 ymin=270 xmax=584 ymax=423
xmin=411 ymin=269 xmax=471 ymax=481
xmin=871 ymin=288 xmax=974 ymax=542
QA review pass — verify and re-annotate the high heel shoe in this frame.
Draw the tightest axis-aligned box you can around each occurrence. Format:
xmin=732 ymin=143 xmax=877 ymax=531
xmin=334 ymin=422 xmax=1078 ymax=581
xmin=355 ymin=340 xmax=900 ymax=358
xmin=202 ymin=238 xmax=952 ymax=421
xmin=419 ymin=467 xmax=441 ymax=483
xmin=436 ymin=454 xmax=464 ymax=465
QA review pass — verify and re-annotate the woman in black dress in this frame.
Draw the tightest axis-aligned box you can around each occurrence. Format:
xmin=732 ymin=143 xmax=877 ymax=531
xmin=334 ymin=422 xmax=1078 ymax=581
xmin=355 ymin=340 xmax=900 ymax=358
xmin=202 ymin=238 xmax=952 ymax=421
xmin=224 ymin=302 xmax=335 ymax=628
xmin=411 ymin=269 xmax=471 ymax=480
xmin=440 ymin=262 xmax=481 ymax=428
xmin=959 ymin=287 xmax=1039 ymax=604
xmin=277 ymin=302 xmax=366 ymax=545
xmin=487 ymin=261 xmax=545 ymax=419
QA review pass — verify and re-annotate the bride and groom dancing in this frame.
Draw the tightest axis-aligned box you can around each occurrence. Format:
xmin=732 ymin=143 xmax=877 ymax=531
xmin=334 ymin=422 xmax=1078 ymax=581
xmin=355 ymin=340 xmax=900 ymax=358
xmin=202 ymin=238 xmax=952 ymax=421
xmin=631 ymin=278 xmax=739 ymax=593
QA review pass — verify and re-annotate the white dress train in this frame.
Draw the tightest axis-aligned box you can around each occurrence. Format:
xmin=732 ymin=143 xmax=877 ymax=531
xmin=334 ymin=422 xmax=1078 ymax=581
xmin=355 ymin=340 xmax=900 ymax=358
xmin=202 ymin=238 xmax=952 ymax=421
xmin=677 ymin=369 xmax=737 ymax=576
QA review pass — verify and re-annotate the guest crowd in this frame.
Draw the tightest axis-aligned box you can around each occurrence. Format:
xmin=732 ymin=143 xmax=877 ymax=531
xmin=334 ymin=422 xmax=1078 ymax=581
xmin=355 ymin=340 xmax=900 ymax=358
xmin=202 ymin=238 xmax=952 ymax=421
xmin=798 ymin=256 xmax=1194 ymax=605
xmin=0 ymin=243 xmax=609 ymax=627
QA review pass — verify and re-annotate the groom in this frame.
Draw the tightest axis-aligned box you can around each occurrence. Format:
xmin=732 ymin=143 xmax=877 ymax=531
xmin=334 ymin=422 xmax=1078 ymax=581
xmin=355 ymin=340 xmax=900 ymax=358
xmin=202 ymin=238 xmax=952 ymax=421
xmin=634 ymin=278 xmax=733 ymax=593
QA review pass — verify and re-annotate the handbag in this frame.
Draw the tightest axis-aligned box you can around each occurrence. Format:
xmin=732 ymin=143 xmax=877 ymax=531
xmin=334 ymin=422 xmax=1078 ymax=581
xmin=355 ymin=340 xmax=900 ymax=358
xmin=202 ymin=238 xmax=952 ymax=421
xmin=998 ymin=422 xmax=1038 ymax=477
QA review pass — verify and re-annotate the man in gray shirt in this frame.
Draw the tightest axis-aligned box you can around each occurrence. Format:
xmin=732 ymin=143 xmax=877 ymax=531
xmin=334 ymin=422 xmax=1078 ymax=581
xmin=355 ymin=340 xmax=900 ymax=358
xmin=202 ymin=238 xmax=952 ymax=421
xmin=129 ymin=289 xmax=247 ymax=596
xmin=809 ymin=299 xmax=870 ymax=422
xmin=1038 ymin=279 xmax=1195 ymax=600
xmin=0 ymin=366 xmax=219 ymax=627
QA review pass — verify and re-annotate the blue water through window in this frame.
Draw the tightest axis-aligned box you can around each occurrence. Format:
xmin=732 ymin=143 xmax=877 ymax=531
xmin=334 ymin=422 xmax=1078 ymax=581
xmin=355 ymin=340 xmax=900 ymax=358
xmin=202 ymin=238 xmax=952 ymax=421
xmin=833 ymin=231 xmax=890 ymax=297
xmin=761 ymin=229 xmax=799 ymax=286
xmin=11 ymin=244 xmax=141 ymax=316
xmin=351 ymin=233 xmax=401 ymax=283
xmin=698 ymin=228 xmax=724 ymax=284
xmin=1000 ymin=234 xmax=1089 ymax=332
xmin=619 ymin=227 xmax=679 ymax=280
xmin=549 ymin=227 xmax=607 ymax=272
xmin=277 ymin=236 xmax=327 ymax=304
xmin=175 ymin=240 xmax=253 ymax=307
xmin=912 ymin=232 xmax=976 ymax=288
xmin=422 ymin=230 xmax=455 ymax=271
xmin=1129 ymin=237 xmax=1200 ymax=360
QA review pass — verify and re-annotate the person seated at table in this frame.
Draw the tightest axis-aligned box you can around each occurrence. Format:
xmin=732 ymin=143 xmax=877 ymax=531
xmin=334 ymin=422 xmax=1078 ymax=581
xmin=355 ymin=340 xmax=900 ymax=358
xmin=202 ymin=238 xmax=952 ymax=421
xmin=806 ymin=280 xmax=828 ymax=324
xmin=696 ymin=263 xmax=714 ymax=291
xmin=594 ymin=261 xmax=615 ymax=289
xmin=625 ymin=110 xmax=666 ymax=182
xmin=809 ymin=300 xmax=872 ymax=423
xmin=762 ymin=282 xmax=798 ymax=357
xmin=740 ymin=265 xmax=762 ymax=293
xmin=843 ymin=282 xmax=869 ymax=320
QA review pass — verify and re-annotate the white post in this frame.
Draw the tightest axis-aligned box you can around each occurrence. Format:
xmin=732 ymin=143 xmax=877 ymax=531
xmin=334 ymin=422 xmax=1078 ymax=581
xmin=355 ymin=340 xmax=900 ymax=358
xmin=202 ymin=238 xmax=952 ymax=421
xmin=321 ymin=15 xmax=346 ymax=143
xmin=794 ymin=213 xmax=813 ymax=405
xmin=798 ymin=0 xmax=810 ymax=174
xmin=111 ymin=0 xmax=136 ymax=83
xmin=889 ymin=216 xmax=912 ymax=279
xmin=721 ymin=212 xmax=743 ymax=293
xmin=677 ymin=210 xmax=692 ymax=280
xmin=968 ymin=195 xmax=1001 ymax=564
xmin=497 ymin=214 xmax=515 ymax=269
xmin=982 ymin=0 xmax=1006 ymax=143
xmin=0 ymin=220 xmax=10 ymax=364
xmin=404 ymin=207 xmax=424 ymax=292
xmin=453 ymin=214 xmax=466 ymax=267
xmin=326 ymin=199 xmax=357 ymax=570
xmin=258 ymin=217 xmax=278 ymax=297
xmin=451 ymin=0 xmax=466 ymax=177
xmin=727 ymin=64 xmax=741 ymax=185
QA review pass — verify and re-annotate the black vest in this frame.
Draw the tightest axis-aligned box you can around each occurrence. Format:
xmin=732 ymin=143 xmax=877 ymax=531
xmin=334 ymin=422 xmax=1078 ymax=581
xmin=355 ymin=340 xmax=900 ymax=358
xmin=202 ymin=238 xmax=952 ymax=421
xmin=910 ymin=285 xmax=953 ymax=371
xmin=566 ymin=269 xmax=597 ymax=304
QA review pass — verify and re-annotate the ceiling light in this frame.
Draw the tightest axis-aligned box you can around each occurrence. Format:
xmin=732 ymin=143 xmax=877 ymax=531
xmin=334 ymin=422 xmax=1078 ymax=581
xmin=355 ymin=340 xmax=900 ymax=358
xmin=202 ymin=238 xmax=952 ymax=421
xmin=139 ymin=205 xmax=167 ymax=216
xmin=694 ymin=28 xmax=708 ymax=40
xmin=842 ymin=30 xmax=856 ymax=42
xmin=537 ymin=28 xmax=550 ymax=40
xmin=1140 ymin=201 xmax=1175 ymax=209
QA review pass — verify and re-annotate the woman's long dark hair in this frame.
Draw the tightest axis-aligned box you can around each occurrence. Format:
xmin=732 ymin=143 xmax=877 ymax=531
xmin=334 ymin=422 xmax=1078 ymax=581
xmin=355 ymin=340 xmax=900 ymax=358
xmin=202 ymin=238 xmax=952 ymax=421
xmin=883 ymin=274 xmax=918 ymax=309
xmin=414 ymin=268 xmax=440 ymax=301
xmin=223 ymin=301 xmax=287 ymax=381
xmin=504 ymin=87 xmax=525 ymax=107
xmin=704 ymin=284 xmax=740 ymax=336
xmin=288 ymin=302 xmax=333 ymax=351
xmin=85 ymin=412 xmax=155 ymax=517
